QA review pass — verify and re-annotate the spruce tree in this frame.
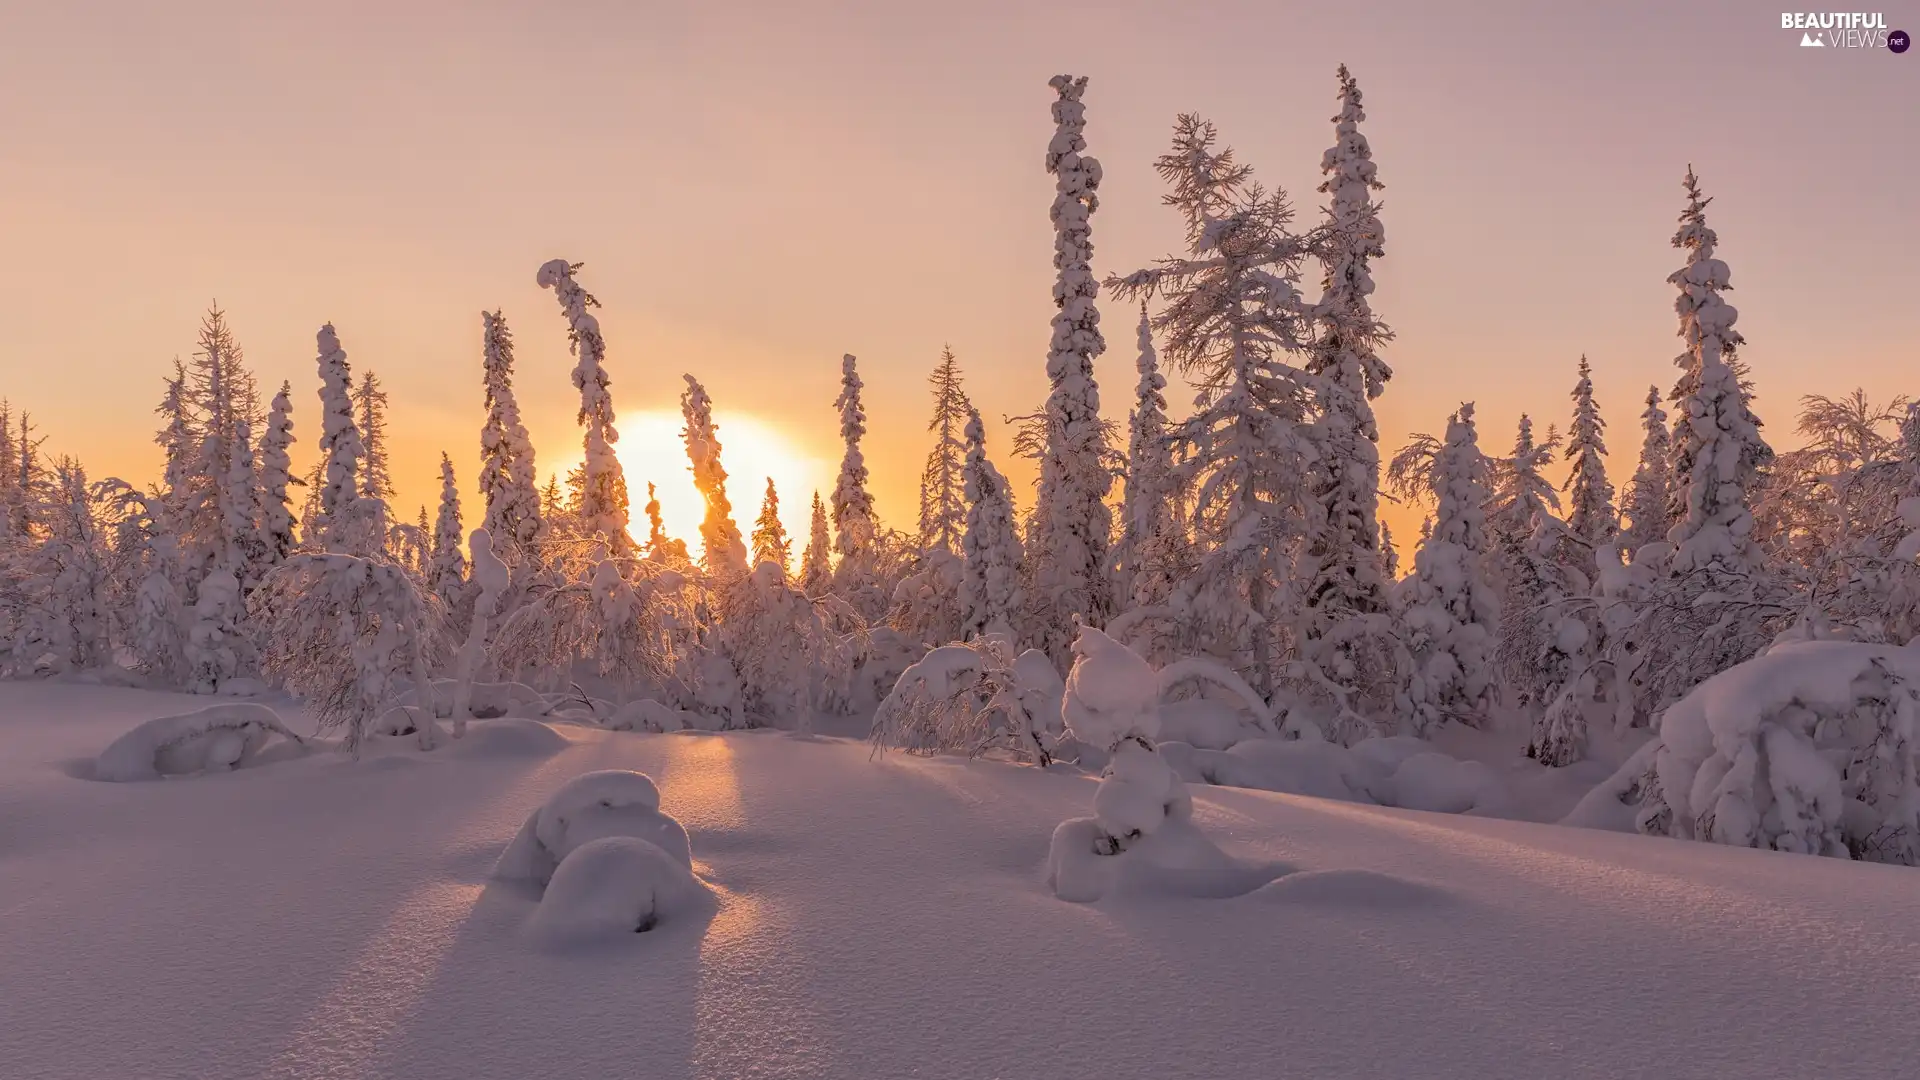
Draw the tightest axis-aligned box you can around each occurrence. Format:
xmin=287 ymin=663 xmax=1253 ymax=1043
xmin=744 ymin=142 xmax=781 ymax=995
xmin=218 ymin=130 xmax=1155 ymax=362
xmin=959 ymin=406 xmax=1023 ymax=642
xmin=800 ymin=491 xmax=832 ymax=597
xmin=917 ymin=346 xmax=970 ymax=555
xmin=354 ymin=369 xmax=394 ymax=503
xmin=1622 ymin=385 xmax=1673 ymax=553
xmin=1029 ymin=73 xmax=1113 ymax=667
xmin=832 ymin=354 xmax=877 ymax=561
xmin=313 ymin=324 xmax=369 ymax=555
xmin=478 ymin=310 xmax=543 ymax=554
xmin=681 ymin=374 xmax=747 ymax=576
xmin=431 ymin=452 xmax=466 ymax=604
xmin=537 ymin=259 xmax=631 ymax=548
xmin=1563 ymin=355 xmax=1616 ymax=553
xmin=259 ymin=382 xmax=297 ymax=562
xmin=1401 ymin=404 xmax=1499 ymax=732
xmin=1119 ymin=303 xmax=1177 ymax=610
xmin=751 ymin=477 xmax=791 ymax=572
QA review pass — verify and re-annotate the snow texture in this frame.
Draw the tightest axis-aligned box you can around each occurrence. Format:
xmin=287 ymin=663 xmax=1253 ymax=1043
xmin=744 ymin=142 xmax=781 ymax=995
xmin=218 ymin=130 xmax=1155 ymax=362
xmin=93 ymin=702 xmax=302 ymax=782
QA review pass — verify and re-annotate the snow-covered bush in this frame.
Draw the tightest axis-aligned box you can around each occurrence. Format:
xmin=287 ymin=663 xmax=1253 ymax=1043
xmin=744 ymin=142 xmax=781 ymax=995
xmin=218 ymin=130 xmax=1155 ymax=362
xmin=714 ymin=561 xmax=855 ymax=728
xmin=526 ymin=836 xmax=709 ymax=945
xmin=93 ymin=702 xmax=304 ymax=782
xmin=871 ymin=636 xmax=1055 ymax=764
xmin=1640 ymin=639 xmax=1920 ymax=864
xmin=251 ymin=552 xmax=445 ymax=753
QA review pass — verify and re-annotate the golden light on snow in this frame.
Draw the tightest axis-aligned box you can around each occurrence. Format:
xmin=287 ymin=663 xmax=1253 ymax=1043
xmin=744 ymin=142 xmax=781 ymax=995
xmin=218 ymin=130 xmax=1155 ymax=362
xmin=610 ymin=409 xmax=834 ymax=559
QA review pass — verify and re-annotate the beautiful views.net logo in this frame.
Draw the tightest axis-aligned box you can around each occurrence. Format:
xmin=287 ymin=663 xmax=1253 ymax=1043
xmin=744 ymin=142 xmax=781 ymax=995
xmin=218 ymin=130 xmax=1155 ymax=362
xmin=1781 ymin=12 xmax=1910 ymax=50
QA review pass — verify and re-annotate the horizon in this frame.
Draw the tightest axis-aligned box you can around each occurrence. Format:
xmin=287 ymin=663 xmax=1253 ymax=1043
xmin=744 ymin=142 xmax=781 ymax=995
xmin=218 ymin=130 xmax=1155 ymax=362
xmin=2 ymin=1 xmax=1914 ymax=557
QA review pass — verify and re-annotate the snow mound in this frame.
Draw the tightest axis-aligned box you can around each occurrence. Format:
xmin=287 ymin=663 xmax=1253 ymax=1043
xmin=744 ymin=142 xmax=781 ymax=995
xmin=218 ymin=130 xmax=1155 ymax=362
xmin=1177 ymin=735 xmax=1514 ymax=817
xmin=1157 ymin=699 xmax=1260 ymax=750
xmin=93 ymin=703 xmax=303 ymax=782
xmin=442 ymin=718 xmax=569 ymax=759
xmin=1062 ymin=624 xmax=1161 ymax=748
xmin=1385 ymin=753 xmax=1507 ymax=815
xmin=213 ymin=677 xmax=269 ymax=698
xmin=1049 ymin=815 xmax=1287 ymax=903
xmin=494 ymin=770 xmax=691 ymax=886
xmin=526 ymin=836 xmax=711 ymax=946
xmin=1248 ymin=869 xmax=1452 ymax=910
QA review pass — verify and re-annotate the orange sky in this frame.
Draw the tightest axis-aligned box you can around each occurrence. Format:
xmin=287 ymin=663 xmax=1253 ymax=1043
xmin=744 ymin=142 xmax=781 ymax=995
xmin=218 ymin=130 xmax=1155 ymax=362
xmin=1 ymin=1 xmax=1913 ymax=559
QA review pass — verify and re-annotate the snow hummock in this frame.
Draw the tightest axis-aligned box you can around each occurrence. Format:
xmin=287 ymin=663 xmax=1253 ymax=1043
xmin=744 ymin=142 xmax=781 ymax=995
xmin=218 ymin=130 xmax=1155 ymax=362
xmin=495 ymin=769 xmax=693 ymax=887
xmin=93 ymin=702 xmax=302 ymax=782
xmin=526 ymin=835 xmax=711 ymax=946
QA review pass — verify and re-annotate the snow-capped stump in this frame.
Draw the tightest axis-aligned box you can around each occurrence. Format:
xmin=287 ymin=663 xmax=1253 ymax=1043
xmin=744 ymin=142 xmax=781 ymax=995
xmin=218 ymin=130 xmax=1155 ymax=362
xmin=93 ymin=703 xmax=303 ymax=782
xmin=526 ymin=836 xmax=709 ymax=946
xmin=495 ymin=769 xmax=692 ymax=887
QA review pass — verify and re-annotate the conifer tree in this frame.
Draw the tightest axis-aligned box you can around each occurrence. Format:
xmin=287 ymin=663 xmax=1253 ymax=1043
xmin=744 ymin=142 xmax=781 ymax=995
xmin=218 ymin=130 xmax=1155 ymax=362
xmin=959 ymin=406 xmax=1023 ymax=642
xmin=1303 ymin=63 xmax=1395 ymax=646
xmin=259 ymin=382 xmax=297 ymax=562
xmin=832 ymin=354 xmax=877 ymax=561
xmin=478 ymin=310 xmax=543 ymax=554
xmin=1029 ymin=73 xmax=1113 ymax=667
xmin=1622 ymin=385 xmax=1673 ymax=553
xmin=1563 ymin=355 xmax=1616 ymax=552
xmin=681 ymin=374 xmax=747 ymax=576
xmin=917 ymin=346 xmax=970 ymax=555
xmin=1380 ymin=521 xmax=1399 ymax=580
xmin=1401 ymin=404 xmax=1499 ymax=732
xmin=313 ymin=324 xmax=369 ymax=555
xmin=751 ymin=477 xmax=791 ymax=572
xmin=431 ymin=452 xmax=466 ymax=604
xmin=537 ymin=259 xmax=630 ymax=548
xmin=800 ymin=491 xmax=832 ymax=596
xmin=354 ymin=369 xmax=394 ymax=503
xmin=1119 ymin=303 xmax=1178 ymax=609
xmin=153 ymin=362 xmax=195 ymax=529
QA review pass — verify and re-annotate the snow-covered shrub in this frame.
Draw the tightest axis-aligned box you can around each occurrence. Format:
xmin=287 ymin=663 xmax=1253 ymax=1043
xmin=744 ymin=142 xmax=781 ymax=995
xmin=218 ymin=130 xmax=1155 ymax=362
xmin=871 ymin=636 xmax=1055 ymax=764
xmin=526 ymin=836 xmax=710 ymax=945
xmin=93 ymin=703 xmax=304 ymax=782
xmin=1642 ymin=639 xmax=1920 ymax=864
xmin=851 ymin=626 xmax=926 ymax=714
xmin=715 ymin=561 xmax=856 ymax=728
xmin=494 ymin=769 xmax=692 ymax=886
xmin=251 ymin=552 xmax=445 ymax=754
xmin=889 ymin=548 xmax=964 ymax=648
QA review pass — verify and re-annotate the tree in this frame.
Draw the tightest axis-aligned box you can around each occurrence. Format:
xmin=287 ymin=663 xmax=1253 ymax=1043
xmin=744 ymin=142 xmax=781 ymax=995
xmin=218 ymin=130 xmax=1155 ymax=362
xmin=1118 ymin=303 xmax=1179 ymax=610
xmin=800 ymin=491 xmax=832 ymax=596
xmin=152 ymin=362 xmax=194 ymax=529
xmin=354 ymin=369 xmax=394 ymax=504
xmin=681 ymin=375 xmax=746 ymax=577
xmin=1563 ymin=355 xmax=1616 ymax=557
xmin=1380 ymin=521 xmax=1399 ymax=580
xmin=1302 ymin=63 xmax=1396 ymax=688
xmin=1107 ymin=114 xmax=1317 ymax=695
xmin=1621 ymin=385 xmax=1672 ymax=554
xmin=478 ymin=310 xmax=543 ymax=555
xmin=832 ymin=354 xmax=878 ymax=561
xmin=431 ymin=452 xmax=467 ymax=605
xmin=10 ymin=460 xmax=110 ymax=674
xmin=917 ymin=346 xmax=970 ymax=555
xmin=1665 ymin=168 xmax=1769 ymax=577
xmin=641 ymin=482 xmax=687 ymax=563
xmin=1400 ymin=404 xmax=1499 ymax=732
xmin=1028 ymin=73 xmax=1113 ymax=667
xmin=751 ymin=477 xmax=791 ymax=572
xmin=259 ymin=382 xmax=297 ymax=563
xmin=959 ymin=406 xmax=1023 ymax=642
xmin=313 ymin=324 xmax=373 ymax=556
xmin=537 ymin=259 xmax=630 ymax=548
xmin=223 ymin=419 xmax=270 ymax=588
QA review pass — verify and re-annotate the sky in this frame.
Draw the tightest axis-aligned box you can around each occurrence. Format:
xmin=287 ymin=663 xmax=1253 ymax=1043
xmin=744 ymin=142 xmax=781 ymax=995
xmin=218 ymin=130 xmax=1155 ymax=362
xmin=1 ymin=0 xmax=1914 ymax=554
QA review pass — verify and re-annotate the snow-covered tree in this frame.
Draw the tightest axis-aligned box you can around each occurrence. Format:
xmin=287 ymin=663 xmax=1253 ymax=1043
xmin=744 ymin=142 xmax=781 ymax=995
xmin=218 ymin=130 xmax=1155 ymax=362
xmin=959 ymin=406 xmax=1023 ymax=642
xmin=1665 ymin=168 xmax=1769 ymax=577
xmin=259 ymin=382 xmax=297 ymax=562
xmin=1302 ymin=63 xmax=1396 ymax=699
xmin=223 ymin=419 xmax=270 ymax=587
xmin=312 ymin=324 xmax=370 ymax=555
xmin=832 ymin=354 xmax=878 ymax=559
xmin=354 ymin=369 xmax=394 ymax=504
xmin=1380 ymin=522 xmax=1399 ymax=580
xmin=1028 ymin=73 xmax=1113 ymax=668
xmin=537 ymin=259 xmax=630 ymax=548
xmin=1400 ymin=404 xmax=1499 ymax=732
xmin=478 ymin=310 xmax=543 ymax=556
xmin=253 ymin=553 xmax=445 ymax=754
xmin=1622 ymin=385 xmax=1672 ymax=554
xmin=449 ymin=526 xmax=509 ymax=735
xmin=751 ymin=478 xmax=791 ymax=573
xmin=917 ymin=346 xmax=970 ymax=556
xmin=800 ymin=491 xmax=832 ymax=596
xmin=1107 ymin=113 xmax=1318 ymax=695
xmin=1118 ymin=303 xmax=1179 ymax=610
xmin=1563 ymin=355 xmax=1616 ymax=553
xmin=152 ymin=362 xmax=194 ymax=527
xmin=9 ymin=461 xmax=111 ymax=675
xmin=681 ymin=375 xmax=747 ymax=577
xmin=431 ymin=452 xmax=466 ymax=605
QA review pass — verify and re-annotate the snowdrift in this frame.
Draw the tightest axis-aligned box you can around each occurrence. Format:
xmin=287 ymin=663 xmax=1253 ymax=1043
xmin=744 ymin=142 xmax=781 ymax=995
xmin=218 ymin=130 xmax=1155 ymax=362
xmin=92 ymin=703 xmax=304 ymax=782
xmin=1161 ymin=735 xmax=1508 ymax=816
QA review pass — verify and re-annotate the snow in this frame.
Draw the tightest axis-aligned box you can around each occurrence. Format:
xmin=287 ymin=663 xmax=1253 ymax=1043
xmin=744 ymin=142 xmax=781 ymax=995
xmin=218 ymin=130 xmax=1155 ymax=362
xmin=526 ymin=836 xmax=714 ymax=946
xmin=92 ymin=701 xmax=303 ymax=781
xmin=8 ymin=680 xmax=1920 ymax=1079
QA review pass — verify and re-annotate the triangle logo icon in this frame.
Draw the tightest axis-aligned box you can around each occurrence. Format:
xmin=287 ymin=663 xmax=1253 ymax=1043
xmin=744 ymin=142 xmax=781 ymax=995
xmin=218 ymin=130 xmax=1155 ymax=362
xmin=1801 ymin=31 xmax=1824 ymax=45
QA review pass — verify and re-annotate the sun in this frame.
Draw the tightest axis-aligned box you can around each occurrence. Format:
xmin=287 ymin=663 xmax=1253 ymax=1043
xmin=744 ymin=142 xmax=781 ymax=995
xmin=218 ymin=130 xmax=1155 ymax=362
xmin=610 ymin=409 xmax=834 ymax=560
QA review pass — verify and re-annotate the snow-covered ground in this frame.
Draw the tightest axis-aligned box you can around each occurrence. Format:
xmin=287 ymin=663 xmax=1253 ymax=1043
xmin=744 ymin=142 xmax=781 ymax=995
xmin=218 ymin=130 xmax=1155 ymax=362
xmin=5 ymin=681 xmax=1919 ymax=1080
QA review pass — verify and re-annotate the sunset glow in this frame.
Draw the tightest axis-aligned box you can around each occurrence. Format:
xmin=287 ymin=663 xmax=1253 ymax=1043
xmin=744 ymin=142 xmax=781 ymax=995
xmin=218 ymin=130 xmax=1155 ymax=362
xmin=608 ymin=409 xmax=834 ymax=557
